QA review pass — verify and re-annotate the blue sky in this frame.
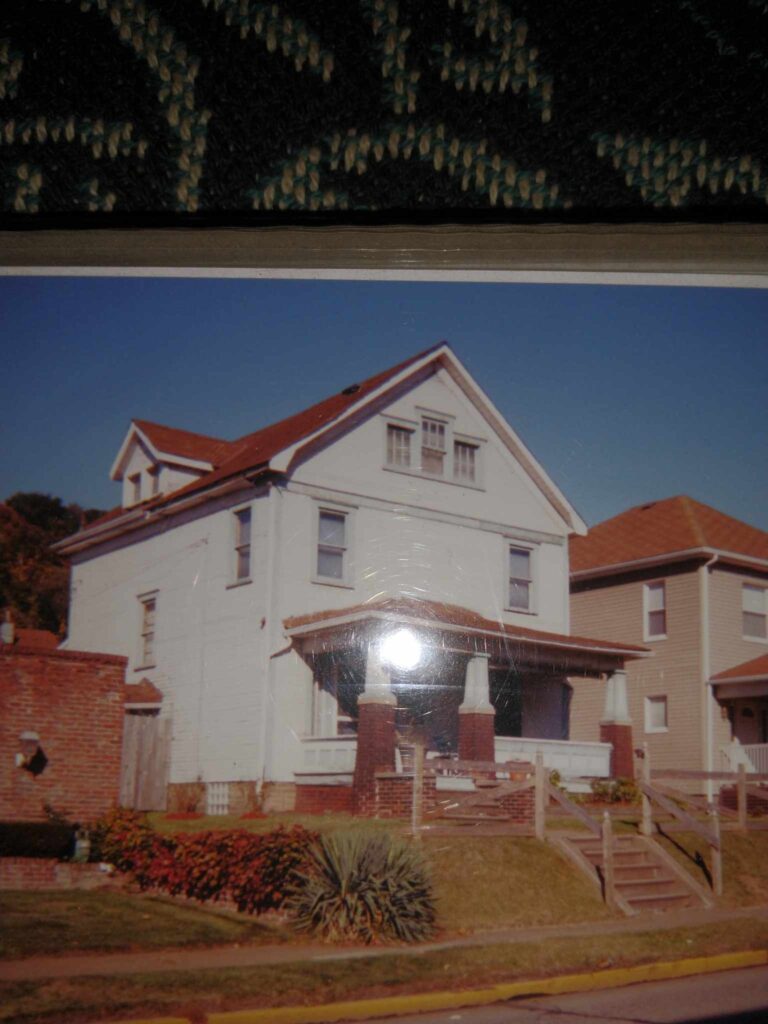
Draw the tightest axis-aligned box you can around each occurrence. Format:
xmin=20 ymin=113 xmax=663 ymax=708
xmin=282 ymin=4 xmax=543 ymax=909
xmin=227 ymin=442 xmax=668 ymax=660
xmin=1 ymin=276 xmax=766 ymax=530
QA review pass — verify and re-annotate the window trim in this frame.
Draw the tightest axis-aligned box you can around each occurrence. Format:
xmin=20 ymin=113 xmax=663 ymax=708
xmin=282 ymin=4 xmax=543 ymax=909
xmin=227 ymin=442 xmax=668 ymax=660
xmin=231 ymin=505 xmax=253 ymax=585
xmin=645 ymin=694 xmax=669 ymax=734
xmin=312 ymin=504 xmax=355 ymax=589
xmin=136 ymin=590 xmax=158 ymax=670
xmin=742 ymin=583 xmax=768 ymax=643
xmin=643 ymin=580 xmax=668 ymax=642
xmin=382 ymin=413 xmax=485 ymax=489
xmin=505 ymin=541 xmax=536 ymax=615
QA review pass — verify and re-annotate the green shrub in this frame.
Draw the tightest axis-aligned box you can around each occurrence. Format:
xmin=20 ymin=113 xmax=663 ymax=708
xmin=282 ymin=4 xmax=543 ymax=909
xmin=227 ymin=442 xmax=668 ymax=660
xmin=288 ymin=832 xmax=436 ymax=944
xmin=589 ymin=778 xmax=641 ymax=805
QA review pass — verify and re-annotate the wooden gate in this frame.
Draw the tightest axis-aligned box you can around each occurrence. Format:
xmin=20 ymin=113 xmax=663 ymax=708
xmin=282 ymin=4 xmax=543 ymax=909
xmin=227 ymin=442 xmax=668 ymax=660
xmin=120 ymin=713 xmax=170 ymax=811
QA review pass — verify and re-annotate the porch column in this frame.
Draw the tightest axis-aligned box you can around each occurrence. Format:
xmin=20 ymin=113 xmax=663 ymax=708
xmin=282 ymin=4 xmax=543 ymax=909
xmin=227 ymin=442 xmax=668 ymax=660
xmin=352 ymin=641 xmax=397 ymax=814
xmin=458 ymin=653 xmax=496 ymax=762
xmin=600 ymin=669 xmax=634 ymax=779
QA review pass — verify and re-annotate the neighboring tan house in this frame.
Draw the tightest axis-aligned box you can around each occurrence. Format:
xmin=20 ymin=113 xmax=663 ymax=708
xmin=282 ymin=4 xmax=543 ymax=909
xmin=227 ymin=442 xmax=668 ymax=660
xmin=56 ymin=343 xmax=646 ymax=814
xmin=569 ymin=496 xmax=768 ymax=788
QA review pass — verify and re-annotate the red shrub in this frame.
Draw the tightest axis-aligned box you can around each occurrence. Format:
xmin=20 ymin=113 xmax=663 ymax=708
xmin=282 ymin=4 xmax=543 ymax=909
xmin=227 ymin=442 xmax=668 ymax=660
xmin=91 ymin=811 xmax=317 ymax=914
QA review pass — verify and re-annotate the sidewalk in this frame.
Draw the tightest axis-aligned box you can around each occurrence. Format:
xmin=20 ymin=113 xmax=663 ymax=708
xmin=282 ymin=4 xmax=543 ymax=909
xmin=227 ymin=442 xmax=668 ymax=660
xmin=2 ymin=904 xmax=767 ymax=982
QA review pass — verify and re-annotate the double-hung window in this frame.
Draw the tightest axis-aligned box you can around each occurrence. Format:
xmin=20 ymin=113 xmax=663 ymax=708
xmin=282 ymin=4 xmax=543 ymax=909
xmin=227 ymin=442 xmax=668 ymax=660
xmin=453 ymin=440 xmax=477 ymax=483
xmin=386 ymin=424 xmax=412 ymax=468
xmin=421 ymin=417 xmax=446 ymax=476
xmin=233 ymin=508 xmax=252 ymax=582
xmin=317 ymin=509 xmax=348 ymax=582
xmin=743 ymin=585 xmax=768 ymax=640
xmin=138 ymin=594 xmax=156 ymax=667
xmin=508 ymin=546 xmax=533 ymax=612
xmin=644 ymin=581 xmax=667 ymax=640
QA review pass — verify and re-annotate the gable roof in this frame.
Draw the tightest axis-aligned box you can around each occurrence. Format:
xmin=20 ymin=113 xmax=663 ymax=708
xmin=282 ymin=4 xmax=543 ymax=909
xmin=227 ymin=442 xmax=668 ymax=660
xmin=571 ymin=496 xmax=768 ymax=578
xmin=132 ymin=420 xmax=234 ymax=466
xmin=59 ymin=343 xmax=585 ymax=552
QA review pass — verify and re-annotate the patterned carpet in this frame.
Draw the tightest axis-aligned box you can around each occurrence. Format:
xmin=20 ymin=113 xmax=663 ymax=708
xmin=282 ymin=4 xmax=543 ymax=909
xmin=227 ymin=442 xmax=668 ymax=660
xmin=1 ymin=1 xmax=767 ymax=220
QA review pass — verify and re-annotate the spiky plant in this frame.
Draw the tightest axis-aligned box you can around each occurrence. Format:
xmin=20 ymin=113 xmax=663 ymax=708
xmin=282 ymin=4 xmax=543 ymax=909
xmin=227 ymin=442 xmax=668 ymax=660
xmin=287 ymin=831 xmax=436 ymax=944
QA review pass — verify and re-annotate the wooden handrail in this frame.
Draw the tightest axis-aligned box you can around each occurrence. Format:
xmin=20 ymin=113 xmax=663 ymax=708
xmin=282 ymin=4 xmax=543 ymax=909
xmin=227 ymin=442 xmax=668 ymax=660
xmin=546 ymin=781 xmax=601 ymax=837
xmin=651 ymin=768 xmax=768 ymax=782
xmin=639 ymin=781 xmax=719 ymax=850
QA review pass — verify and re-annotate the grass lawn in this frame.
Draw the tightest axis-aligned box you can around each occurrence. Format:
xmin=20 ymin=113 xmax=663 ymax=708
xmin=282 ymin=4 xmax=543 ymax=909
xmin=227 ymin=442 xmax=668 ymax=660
xmin=3 ymin=917 xmax=768 ymax=1024
xmin=654 ymin=826 xmax=768 ymax=906
xmin=0 ymin=891 xmax=290 ymax=960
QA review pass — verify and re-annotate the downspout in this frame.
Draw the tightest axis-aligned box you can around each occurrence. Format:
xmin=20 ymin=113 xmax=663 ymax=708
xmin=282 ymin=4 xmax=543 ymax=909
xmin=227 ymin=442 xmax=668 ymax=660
xmin=700 ymin=553 xmax=718 ymax=801
xmin=259 ymin=481 xmax=283 ymax=792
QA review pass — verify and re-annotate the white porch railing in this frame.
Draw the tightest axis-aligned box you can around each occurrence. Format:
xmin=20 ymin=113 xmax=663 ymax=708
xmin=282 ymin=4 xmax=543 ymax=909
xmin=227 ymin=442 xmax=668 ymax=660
xmin=722 ymin=742 xmax=768 ymax=773
xmin=297 ymin=734 xmax=612 ymax=784
xmin=495 ymin=736 xmax=612 ymax=780
xmin=300 ymin=736 xmax=357 ymax=776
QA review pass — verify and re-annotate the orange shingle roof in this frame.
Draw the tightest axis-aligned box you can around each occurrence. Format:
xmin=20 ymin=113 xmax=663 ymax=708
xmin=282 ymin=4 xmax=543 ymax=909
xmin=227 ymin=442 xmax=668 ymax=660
xmin=125 ymin=678 xmax=164 ymax=703
xmin=284 ymin=596 xmax=648 ymax=658
xmin=571 ymin=496 xmax=768 ymax=575
xmin=133 ymin=420 xmax=234 ymax=466
xmin=711 ymin=653 xmax=768 ymax=683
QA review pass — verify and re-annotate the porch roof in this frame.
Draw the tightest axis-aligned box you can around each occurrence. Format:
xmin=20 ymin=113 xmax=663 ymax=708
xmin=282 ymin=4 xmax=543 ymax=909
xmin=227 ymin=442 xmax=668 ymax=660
xmin=284 ymin=597 xmax=649 ymax=675
xmin=711 ymin=653 xmax=768 ymax=686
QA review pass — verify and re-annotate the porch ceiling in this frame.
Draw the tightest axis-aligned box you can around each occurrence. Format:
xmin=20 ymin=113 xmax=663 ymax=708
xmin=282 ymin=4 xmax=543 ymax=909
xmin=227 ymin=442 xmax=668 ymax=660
xmin=283 ymin=597 xmax=649 ymax=677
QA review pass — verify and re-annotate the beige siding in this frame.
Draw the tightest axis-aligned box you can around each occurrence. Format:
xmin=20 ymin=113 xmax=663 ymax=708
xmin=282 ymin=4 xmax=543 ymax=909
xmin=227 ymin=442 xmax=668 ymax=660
xmin=709 ymin=565 xmax=768 ymax=676
xmin=570 ymin=568 xmax=704 ymax=773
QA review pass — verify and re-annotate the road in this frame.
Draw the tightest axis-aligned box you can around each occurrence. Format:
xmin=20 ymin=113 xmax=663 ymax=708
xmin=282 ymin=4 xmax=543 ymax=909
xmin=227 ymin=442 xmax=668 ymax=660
xmin=378 ymin=965 xmax=768 ymax=1023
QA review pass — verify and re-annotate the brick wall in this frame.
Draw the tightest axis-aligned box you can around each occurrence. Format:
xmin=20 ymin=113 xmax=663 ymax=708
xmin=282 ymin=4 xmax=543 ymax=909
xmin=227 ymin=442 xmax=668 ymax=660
xmin=295 ymin=784 xmax=353 ymax=814
xmin=0 ymin=645 xmax=126 ymax=823
xmin=0 ymin=857 xmax=119 ymax=891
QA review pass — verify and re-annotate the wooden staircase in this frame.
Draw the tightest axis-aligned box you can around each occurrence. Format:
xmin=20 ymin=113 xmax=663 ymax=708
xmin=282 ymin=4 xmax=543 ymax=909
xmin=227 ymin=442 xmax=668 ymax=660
xmin=553 ymin=832 xmax=713 ymax=916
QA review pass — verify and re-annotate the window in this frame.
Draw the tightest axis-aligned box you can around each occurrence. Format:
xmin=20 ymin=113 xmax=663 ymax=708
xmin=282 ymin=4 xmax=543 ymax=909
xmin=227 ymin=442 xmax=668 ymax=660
xmin=508 ymin=546 xmax=533 ymax=611
xmin=743 ymin=585 xmax=767 ymax=639
xmin=129 ymin=472 xmax=141 ymax=504
xmin=421 ymin=417 xmax=446 ymax=476
xmin=644 ymin=581 xmax=667 ymax=639
xmin=317 ymin=509 xmax=347 ymax=581
xmin=386 ymin=424 xmax=412 ymax=468
xmin=148 ymin=465 xmax=160 ymax=496
xmin=206 ymin=782 xmax=230 ymax=816
xmin=645 ymin=695 xmax=668 ymax=733
xmin=233 ymin=508 xmax=252 ymax=581
xmin=138 ymin=595 xmax=156 ymax=667
xmin=453 ymin=440 xmax=477 ymax=483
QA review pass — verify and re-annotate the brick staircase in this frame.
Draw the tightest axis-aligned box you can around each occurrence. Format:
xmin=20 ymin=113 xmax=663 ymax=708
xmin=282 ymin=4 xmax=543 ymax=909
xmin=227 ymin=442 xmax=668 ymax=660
xmin=554 ymin=832 xmax=713 ymax=916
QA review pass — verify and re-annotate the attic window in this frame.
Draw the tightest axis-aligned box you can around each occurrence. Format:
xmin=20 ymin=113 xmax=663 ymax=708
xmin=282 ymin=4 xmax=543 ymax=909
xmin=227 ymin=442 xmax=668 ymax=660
xmin=148 ymin=466 xmax=160 ymax=497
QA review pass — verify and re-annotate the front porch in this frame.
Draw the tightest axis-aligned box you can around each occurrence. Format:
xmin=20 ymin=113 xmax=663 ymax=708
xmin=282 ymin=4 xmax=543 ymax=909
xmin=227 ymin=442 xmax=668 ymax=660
xmin=713 ymin=652 xmax=768 ymax=775
xmin=285 ymin=597 xmax=648 ymax=814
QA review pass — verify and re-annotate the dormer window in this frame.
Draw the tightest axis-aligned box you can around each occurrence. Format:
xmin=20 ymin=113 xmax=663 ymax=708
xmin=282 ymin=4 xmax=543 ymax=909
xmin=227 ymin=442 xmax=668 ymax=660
xmin=148 ymin=465 xmax=160 ymax=497
xmin=129 ymin=473 xmax=142 ymax=504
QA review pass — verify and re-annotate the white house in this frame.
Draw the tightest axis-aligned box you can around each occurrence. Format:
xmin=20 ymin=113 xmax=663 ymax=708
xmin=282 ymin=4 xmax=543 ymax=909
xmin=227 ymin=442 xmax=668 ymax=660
xmin=57 ymin=344 xmax=647 ymax=814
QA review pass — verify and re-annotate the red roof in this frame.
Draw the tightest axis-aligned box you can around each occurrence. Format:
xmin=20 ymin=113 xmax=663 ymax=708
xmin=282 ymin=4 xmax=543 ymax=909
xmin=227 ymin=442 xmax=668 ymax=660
xmin=16 ymin=628 xmax=60 ymax=649
xmin=125 ymin=678 xmax=164 ymax=703
xmin=711 ymin=653 xmax=768 ymax=683
xmin=153 ymin=343 xmax=445 ymax=504
xmin=134 ymin=420 xmax=234 ymax=466
xmin=284 ymin=596 xmax=648 ymax=658
xmin=571 ymin=496 xmax=768 ymax=575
